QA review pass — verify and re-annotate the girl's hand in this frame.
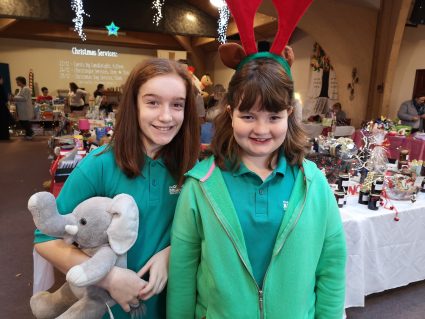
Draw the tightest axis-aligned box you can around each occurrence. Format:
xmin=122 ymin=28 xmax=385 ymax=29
xmin=137 ymin=246 xmax=170 ymax=300
xmin=99 ymin=267 xmax=147 ymax=312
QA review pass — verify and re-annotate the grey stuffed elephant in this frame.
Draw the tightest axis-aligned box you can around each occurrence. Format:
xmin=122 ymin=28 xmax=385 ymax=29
xmin=28 ymin=191 xmax=139 ymax=319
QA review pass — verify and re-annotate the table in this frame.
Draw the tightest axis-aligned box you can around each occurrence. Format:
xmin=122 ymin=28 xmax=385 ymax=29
xmin=342 ymin=192 xmax=425 ymax=308
xmin=302 ymin=122 xmax=355 ymax=138
xmin=30 ymin=119 xmax=61 ymax=135
xmin=352 ymin=130 xmax=425 ymax=161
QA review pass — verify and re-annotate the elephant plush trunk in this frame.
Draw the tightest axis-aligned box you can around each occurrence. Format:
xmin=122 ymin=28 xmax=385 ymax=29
xmin=28 ymin=192 xmax=75 ymax=238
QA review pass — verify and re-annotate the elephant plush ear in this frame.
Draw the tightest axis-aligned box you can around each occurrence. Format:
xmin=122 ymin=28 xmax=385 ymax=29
xmin=106 ymin=194 xmax=139 ymax=255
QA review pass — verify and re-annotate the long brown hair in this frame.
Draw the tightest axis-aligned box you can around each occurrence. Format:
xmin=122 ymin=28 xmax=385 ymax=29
xmin=211 ymin=58 xmax=308 ymax=169
xmin=69 ymin=82 xmax=78 ymax=93
xmin=106 ymin=58 xmax=200 ymax=186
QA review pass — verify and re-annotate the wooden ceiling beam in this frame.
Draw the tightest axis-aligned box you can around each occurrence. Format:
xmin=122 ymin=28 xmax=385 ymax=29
xmin=226 ymin=12 xmax=276 ymax=36
xmin=0 ymin=18 xmax=17 ymax=31
xmin=192 ymin=37 xmax=216 ymax=47
xmin=174 ymin=34 xmax=207 ymax=76
xmin=193 ymin=12 xmax=277 ymax=48
xmin=0 ymin=20 xmax=183 ymax=50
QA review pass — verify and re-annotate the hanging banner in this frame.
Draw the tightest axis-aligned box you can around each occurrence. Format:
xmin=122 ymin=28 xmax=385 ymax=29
xmin=303 ymin=43 xmax=338 ymax=120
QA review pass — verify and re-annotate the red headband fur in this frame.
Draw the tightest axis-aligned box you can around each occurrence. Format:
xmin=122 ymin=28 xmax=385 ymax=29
xmin=220 ymin=0 xmax=313 ymax=69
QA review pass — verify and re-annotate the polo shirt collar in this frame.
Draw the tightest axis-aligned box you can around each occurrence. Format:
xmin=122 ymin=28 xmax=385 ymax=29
xmin=141 ymin=155 xmax=165 ymax=178
xmin=229 ymin=153 xmax=288 ymax=177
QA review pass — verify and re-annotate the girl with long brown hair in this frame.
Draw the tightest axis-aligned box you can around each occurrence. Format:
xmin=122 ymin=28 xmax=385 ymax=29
xmin=34 ymin=58 xmax=200 ymax=319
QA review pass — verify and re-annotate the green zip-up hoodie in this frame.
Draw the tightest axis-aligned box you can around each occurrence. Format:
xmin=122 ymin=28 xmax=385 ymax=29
xmin=167 ymin=156 xmax=346 ymax=319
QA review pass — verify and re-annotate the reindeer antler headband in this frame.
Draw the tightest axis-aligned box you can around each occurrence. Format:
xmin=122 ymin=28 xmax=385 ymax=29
xmin=219 ymin=0 xmax=313 ymax=79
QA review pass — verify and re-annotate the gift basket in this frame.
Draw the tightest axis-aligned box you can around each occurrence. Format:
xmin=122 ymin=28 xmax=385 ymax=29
xmin=307 ymin=136 xmax=358 ymax=184
xmin=384 ymin=172 xmax=419 ymax=201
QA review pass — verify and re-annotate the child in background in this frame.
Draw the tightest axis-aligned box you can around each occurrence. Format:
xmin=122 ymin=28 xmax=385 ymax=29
xmin=36 ymin=87 xmax=53 ymax=104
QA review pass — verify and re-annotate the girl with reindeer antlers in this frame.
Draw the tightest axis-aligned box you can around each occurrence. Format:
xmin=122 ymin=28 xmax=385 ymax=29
xmin=167 ymin=0 xmax=347 ymax=318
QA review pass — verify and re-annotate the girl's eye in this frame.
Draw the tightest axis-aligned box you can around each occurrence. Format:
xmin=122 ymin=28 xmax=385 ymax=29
xmin=270 ymin=116 xmax=281 ymax=121
xmin=147 ymin=100 xmax=159 ymax=106
xmin=173 ymin=103 xmax=184 ymax=108
xmin=240 ymin=115 xmax=254 ymax=120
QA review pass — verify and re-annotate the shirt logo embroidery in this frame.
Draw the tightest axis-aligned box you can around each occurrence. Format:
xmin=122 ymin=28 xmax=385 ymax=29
xmin=283 ymin=201 xmax=288 ymax=211
xmin=169 ymin=184 xmax=181 ymax=195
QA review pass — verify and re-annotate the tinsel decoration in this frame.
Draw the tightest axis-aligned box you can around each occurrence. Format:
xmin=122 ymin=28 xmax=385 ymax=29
xmin=28 ymin=69 xmax=35 ymax=97
xmin=360 ymin=171 xmax=376 ymax=192
xmin=152 ymin=0 xmax=165 ymax=26
xmin=71 ymin=0 xmax=90 ymax=41
xmin=217 ymin=4 xmax=230 ymax=44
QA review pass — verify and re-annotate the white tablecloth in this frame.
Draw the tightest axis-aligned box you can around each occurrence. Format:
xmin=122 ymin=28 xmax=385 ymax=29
xmin=342 ymin=192 xmax=425 ymax=308
xmin=302 ymin=123 xmax=355 ymax=138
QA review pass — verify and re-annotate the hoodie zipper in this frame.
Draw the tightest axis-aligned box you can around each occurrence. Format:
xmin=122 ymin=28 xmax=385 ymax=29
xmin=200 ymin=184 xmax=263 ymax=318
xmin=200 ymin=174 xmax=308 ymax=319
xmin=260 ymin=175 xmax=308 ymax=302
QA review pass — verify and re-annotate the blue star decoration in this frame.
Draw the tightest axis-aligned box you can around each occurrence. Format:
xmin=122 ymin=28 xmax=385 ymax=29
xmin=106 ymin=22 xmax=120 ymax=36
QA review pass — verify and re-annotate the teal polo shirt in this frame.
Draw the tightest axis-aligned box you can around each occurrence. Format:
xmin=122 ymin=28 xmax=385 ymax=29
xmin=221 ymin=154 xmax=298 ymax=286
xmin=34 ymin=146 xmax=180 ymax=319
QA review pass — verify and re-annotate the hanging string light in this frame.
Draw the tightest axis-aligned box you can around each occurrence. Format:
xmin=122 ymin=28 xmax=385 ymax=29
xmin=152 ymin=0 xmax=165 ymax=26
xmin=217 ymin=4 xmax=230 ymax=44
xmin=71 ymin=0 xmax=90 ymax=41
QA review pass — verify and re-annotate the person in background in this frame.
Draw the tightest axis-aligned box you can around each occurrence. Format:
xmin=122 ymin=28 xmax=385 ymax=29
xmin=168 ymin=57 xmax=347 ymax=319
xmin=398 ymin=91 xmax=425 ymax=133
xmin=94 ymin=83 xmax=105 ymax=105
xmin=206 ymin=84 xmax=226 ymax=110
xmin=34 ymin=58 xmax=200 ymax=319
xmin=0 ymin=75 xmax=13 ymax=140
xmin=36 ymin=87 xmax=53 ymax=104
xmin=10 ymin=76 xmax=34 ymax=140
xmin=331 ymin=102 xmax=347 ymax=125
xmin=201 ymin=84 xmax=226 ymax=144
xmin=68 ymin=82 xmax=88 ymax=112
xmin=98 ymin=95 xmax=115 ymax=116
xmin=194 ymin=87 xmax=206 ymax=123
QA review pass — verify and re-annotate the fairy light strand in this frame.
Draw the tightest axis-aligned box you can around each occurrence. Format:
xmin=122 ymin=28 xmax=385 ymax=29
xmin=152 ymin=0 xmax=165 ymax=26
xmin=71 ymin=0 xmax=90 ymax=41
xmin=217 ymin=4 xmax=230 ymax=44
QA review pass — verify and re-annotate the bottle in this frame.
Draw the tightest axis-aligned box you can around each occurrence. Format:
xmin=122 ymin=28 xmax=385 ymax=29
xmin=337 ymin=173 xmax=350 ymax=192
xmin=371 ymin=175 xmax=384 ymax=195
xmin=358 ymin=189 xmax=369 ymax=205
xmin=334 ymin=191 xmax=345 ymax=208
xmin=368 ymin=194 xmax=380 ymax=210
xmin=331 ymin=111 xmax=337 ymax=137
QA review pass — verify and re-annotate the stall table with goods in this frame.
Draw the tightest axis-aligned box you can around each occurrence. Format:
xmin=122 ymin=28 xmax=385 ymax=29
xmin=307 ymin=120 xmax=425 ymax=313
xmin=352 ymin=130 xmax=425 ymax=161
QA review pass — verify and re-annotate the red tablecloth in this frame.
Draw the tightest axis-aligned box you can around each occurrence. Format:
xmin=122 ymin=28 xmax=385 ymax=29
xmin=352 ymin=131 xmax=425 ymax=161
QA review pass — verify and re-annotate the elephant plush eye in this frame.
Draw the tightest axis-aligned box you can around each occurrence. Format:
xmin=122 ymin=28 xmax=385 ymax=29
xmin=79 ymin=218 xmax=87 ymax=226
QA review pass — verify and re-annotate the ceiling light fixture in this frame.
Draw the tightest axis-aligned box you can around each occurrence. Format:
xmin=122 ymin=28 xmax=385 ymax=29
xmin=186 ymin=13 xmax=196 ymax=22
xmin=210 ymin=0 xmax=226 ymax=8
